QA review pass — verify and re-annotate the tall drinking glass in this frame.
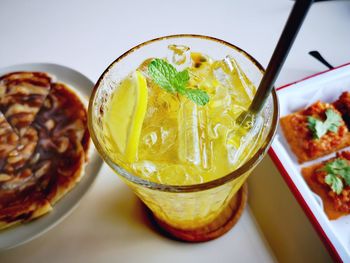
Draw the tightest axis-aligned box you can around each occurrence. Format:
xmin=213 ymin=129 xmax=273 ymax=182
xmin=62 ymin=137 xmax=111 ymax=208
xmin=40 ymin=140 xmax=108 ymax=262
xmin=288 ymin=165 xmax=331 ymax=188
xmin=88 ymin=35 xmax=279 ymax=242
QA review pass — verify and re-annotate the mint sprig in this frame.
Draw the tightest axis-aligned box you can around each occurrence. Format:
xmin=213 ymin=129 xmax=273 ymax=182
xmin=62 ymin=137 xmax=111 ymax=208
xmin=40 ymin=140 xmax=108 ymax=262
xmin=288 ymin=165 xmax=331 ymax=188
xmin=307 ymin=109 xmax=342 ymax=139
xmin=321 ymin=159 xmax=350 ymax=195
xmin=184 ymin=88 xmax=209 ymax=106
xmin=148 ymin=58 xmax=209 ymax=106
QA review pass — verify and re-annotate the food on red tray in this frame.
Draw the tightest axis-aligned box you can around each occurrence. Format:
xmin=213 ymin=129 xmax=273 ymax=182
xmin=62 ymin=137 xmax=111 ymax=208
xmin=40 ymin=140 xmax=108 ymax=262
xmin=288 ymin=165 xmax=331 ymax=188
xmin=0 ymin=72 xmax=89 ymax=230
xmin=334 ymin=91 xmax=350 ymax=128
xmin=302 ymin=151 xmax=350 ymax=220
xmin=280 ymin=101 xmax=350 ymax=163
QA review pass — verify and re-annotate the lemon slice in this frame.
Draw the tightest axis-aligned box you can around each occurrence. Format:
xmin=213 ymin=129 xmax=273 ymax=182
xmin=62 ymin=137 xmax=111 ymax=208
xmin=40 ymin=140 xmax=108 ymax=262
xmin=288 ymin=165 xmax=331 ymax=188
xmin=107 ymin=71 xmax=148 ymax=162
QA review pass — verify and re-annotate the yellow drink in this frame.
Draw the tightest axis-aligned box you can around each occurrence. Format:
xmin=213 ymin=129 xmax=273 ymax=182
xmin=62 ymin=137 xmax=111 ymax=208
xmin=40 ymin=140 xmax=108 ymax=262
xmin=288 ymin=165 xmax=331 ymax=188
xmin=89 ymin=35 xmax=278 ymax=239
xmin=102 ymin=46 xmax=268 ymax=228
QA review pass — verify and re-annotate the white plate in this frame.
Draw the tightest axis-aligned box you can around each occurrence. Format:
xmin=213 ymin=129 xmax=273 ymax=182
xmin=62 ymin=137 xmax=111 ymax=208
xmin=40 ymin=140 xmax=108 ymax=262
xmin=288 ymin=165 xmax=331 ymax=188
xmin=0 ymin=63 xmax=103 ymax=251
xmin=270 ymin=63 xmax=350 ymax=262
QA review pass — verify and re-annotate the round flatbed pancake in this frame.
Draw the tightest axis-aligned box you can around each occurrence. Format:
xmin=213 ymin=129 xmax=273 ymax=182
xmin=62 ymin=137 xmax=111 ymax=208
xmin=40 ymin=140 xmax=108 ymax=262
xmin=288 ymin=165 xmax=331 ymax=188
xmin=0 ymin=74 xmax=89 ymax=230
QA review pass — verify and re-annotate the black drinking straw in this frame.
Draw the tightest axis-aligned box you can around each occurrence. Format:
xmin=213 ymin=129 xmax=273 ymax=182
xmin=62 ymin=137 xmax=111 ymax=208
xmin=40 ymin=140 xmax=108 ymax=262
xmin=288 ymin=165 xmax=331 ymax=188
xmin=238 ymin=0 xmax=314 ymax=123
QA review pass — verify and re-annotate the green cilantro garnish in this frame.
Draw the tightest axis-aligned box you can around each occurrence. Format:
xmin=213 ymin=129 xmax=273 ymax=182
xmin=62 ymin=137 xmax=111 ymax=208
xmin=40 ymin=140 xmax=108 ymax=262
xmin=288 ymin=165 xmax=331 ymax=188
xmin=322 ymin=159 xmax=350 ymax=195
xmin=148 ymin=58 xmax=209 ymax=106
xmin=307 ymin=109 xmax=342 ymax=139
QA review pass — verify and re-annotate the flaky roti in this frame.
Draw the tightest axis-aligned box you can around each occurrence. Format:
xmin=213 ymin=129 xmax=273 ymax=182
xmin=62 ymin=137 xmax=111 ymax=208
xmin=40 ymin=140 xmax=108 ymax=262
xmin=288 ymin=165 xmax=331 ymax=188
xmin=0 ymin=73 xmax=89 ymax=229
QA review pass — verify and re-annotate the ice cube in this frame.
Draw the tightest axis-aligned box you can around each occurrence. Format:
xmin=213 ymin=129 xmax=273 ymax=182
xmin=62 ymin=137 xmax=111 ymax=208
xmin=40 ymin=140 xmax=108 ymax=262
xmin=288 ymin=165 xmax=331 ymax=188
xmin=137 ymin=58 xmax=153 ymax=79
xmin=226 ymin=115 xmax=264 ymax=168
xmin=178 ymin=100 xmax=201 ymax=166
xmin=167 ymin=45 xmax=191 ymax=72
xmin=188 ymin=53 xmax=217 ymax=94
xmin=132 ymin=161 xmax=159 ymax=180
xmin=229 ymin=56 xmax=256 ymax=100
xmin=212 ymin=57 xmax=256 ymax=109
xmin=198 ymin=106 xmax=213 ymax=170
xmin=139 ymin=119 xmax=177 ymax=161
xmin=178 ymin=99 xmax=213 ymax=170
xmin=209 ymin=83 xmax=232 ymax=112
xmin=190 ymin=52 xmax=210 ymax=69
xmin=143 ymin=130 xmax=157 ymax=147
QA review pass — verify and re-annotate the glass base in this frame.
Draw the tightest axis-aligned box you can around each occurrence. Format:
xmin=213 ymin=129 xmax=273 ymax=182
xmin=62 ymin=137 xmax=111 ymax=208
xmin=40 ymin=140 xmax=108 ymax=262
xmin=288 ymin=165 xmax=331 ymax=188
xmin=149 ymin=183 xmax=248 ymax=242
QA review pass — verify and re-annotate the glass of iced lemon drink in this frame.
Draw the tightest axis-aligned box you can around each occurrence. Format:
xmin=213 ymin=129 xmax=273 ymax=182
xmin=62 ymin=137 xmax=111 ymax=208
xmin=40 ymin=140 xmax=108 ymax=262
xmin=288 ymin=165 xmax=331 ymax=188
xmin=89 ymin=35 xmax=278 ymax=241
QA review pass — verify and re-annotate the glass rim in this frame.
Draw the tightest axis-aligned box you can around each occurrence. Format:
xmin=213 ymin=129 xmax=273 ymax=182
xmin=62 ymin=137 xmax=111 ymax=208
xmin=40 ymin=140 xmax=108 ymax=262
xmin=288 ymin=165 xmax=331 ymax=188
xmin=88 ymin=34 xmax=279 ymax=193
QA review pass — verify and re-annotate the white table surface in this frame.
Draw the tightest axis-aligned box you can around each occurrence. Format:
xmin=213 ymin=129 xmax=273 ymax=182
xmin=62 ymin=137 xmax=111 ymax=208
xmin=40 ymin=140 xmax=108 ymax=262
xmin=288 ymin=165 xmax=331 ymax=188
xmin=0 ymin=0 xmax=349 ymax=262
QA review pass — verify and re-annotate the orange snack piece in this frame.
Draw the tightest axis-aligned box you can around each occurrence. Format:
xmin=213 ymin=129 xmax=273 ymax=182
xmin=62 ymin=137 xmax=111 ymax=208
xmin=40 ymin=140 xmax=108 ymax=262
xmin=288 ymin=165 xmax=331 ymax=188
xmin=302 ymin=151 xmax=350 ymax=220
xmin=280 ymin=101 xmax=350 ymax=163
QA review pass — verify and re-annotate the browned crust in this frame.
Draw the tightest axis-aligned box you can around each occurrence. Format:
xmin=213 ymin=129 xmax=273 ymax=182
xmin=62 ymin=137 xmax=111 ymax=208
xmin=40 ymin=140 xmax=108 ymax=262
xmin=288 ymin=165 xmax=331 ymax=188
xmin=302 ymin=164 xmax=346 ymax=220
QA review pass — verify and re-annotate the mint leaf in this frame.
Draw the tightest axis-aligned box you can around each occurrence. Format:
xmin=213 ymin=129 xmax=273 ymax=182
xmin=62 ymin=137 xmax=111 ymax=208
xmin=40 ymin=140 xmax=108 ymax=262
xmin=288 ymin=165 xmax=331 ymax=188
xmin=322 ymin=158 xmax=350 ymax=194
xmin=174 ymin=70 xmax=190 ymax=95
xmin=325 ymin=174 xmax=343 ymax=195
xmin=307 ymin=109 xmax=342 ymax=139
xmin=175 ymin=70 xmax=190 ymax=84
xmin=147 ymin=59 xmax=209 ymax=106
xmin=148 ymin=58 xmax=177 ymax=93
xmin=185 ymin=89 xmax=210 ymax=106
